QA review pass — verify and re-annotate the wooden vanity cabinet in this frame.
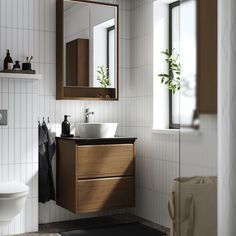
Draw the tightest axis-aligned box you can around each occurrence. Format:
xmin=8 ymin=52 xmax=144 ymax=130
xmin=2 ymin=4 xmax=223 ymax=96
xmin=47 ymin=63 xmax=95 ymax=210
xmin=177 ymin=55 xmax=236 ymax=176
xmin=56 ymin=138 xmax=136 ymax=214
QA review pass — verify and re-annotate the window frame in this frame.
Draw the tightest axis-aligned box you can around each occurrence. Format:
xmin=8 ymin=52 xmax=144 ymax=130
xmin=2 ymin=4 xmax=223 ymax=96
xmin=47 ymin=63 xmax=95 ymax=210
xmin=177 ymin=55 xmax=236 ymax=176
xmin=107 ymin=25 xmax=115 ymax=77
xmin=169 ymin=1 xmax=180 ymax=129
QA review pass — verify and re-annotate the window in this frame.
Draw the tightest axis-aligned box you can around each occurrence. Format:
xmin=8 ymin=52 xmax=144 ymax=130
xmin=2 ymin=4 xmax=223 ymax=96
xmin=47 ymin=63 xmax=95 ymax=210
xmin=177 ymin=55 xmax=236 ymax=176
xmin=107 ymin=26 xmax=115 ymax=85
xmin=169 ymin=1 xmax=180 ymax=129
xmin=93 ymin=19 xmax=115 ymax=88
xmin=169 ymin=0 xmax=197 ymax=129
xmin=153 ymin=0 xmax=197 ymax=130
xmin=179 ymin=0 xmax=197 ymax=127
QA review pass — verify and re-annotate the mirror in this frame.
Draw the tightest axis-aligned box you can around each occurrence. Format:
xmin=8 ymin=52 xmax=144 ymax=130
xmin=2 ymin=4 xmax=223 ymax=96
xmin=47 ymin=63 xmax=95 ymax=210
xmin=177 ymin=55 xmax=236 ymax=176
xmin=56 ymin=0 xmax=119 ymax=100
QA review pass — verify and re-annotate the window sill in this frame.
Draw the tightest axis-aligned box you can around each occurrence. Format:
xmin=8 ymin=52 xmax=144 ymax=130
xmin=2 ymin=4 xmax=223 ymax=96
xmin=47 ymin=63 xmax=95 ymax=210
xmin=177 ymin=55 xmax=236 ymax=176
xmin=152 ymin=128 xmax=179 ymax=134
xmin=152 ymin=128 xmax=201 ymax=135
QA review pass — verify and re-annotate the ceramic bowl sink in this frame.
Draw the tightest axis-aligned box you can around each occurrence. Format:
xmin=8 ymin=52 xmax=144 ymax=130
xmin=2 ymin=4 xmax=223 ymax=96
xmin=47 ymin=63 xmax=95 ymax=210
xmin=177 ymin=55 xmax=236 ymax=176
xmin=77 ymin=123 xmax=118 ymax=138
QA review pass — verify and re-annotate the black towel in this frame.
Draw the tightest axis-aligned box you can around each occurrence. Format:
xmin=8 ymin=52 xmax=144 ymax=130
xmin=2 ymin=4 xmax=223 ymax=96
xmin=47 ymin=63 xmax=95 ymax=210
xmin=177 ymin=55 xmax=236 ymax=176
xmin=39 ymin=123 xmax=56 ymax=203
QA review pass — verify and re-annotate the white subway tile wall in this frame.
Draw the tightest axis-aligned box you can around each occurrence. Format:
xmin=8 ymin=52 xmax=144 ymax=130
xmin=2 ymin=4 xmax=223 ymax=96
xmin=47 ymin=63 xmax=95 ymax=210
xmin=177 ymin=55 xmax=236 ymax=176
xmin=0 ymin=0 xmax=131 ymax=234
xmin=0 ymin=79 xmax=39 ymax=235
xmin=129 ymin=0 xmax=217 ymax=228
xmin=128 ymin=0 xmax=179 ymax=227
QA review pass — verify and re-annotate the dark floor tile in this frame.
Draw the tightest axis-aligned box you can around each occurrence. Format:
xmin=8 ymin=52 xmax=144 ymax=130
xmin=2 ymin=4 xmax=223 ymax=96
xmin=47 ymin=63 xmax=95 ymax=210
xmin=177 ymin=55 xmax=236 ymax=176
xmin=21 ymin=214 xmax=169 ymax=236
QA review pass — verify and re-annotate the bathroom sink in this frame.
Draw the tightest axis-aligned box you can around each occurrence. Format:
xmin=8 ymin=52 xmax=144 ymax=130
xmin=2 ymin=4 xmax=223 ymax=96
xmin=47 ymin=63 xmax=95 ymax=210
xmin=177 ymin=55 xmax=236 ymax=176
xmin=76 ymin=123 xmax=118 ymax=138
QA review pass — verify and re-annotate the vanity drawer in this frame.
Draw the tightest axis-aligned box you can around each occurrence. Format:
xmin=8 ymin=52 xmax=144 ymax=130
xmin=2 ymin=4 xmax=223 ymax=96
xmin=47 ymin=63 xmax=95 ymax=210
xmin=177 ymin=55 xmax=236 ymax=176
xmin=76 ymin=176 xmax=134 ymax=213
xmin=76 ymin=144 xmax=134 ymax=179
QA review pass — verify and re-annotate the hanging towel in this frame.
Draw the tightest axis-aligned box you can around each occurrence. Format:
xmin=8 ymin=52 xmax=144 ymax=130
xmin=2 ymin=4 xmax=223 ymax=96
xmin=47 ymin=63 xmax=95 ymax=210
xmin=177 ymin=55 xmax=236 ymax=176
xmin=39 ymin=123 xmax=56 ymax=203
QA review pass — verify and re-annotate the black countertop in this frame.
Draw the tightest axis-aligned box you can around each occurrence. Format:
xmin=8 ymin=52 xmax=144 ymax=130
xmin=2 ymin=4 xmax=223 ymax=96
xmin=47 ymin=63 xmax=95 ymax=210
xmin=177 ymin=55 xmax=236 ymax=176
xmin=56 ymin=136 xmax=137 ymax=145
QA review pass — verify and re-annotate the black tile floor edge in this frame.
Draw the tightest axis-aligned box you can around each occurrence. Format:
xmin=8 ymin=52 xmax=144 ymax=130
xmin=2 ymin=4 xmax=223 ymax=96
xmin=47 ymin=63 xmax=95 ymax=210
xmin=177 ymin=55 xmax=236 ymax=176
xmin=39 ymin=215 xmax=137 ymax=233
xmin=38 ymin=214 xmax=169 ymax=235
xmin=60 ymin=222 xmax=167 ymax=236
xmin=59 ymin=222 xmax=136 ymax=233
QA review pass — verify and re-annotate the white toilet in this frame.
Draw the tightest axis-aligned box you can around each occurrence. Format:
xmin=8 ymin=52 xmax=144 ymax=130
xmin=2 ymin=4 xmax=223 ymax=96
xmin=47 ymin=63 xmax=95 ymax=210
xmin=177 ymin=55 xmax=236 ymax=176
xmin=0 ymin=182 xmax=29 ymax=227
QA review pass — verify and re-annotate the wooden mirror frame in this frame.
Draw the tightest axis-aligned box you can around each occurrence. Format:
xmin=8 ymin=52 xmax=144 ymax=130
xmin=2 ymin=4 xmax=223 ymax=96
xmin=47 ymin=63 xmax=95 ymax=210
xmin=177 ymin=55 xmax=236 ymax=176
xmin=56 ymin=0 xmax=119 ymax=100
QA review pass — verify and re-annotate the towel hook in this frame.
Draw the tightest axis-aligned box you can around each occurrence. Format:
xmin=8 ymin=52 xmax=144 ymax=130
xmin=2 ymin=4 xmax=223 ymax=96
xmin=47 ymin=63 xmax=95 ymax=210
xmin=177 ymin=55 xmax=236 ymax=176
xmin=42 ymin=117 xmax=46 ymax=125
xmin=38 ymin=117 xmax=50 ymax=125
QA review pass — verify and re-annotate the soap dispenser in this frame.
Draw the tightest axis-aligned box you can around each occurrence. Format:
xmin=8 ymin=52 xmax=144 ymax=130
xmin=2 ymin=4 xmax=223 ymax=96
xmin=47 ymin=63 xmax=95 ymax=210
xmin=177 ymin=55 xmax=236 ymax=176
xmin=61 ymin=115 xmax=73 ymax=137
xmin=4 ymin=50 xmax=13 ymax=70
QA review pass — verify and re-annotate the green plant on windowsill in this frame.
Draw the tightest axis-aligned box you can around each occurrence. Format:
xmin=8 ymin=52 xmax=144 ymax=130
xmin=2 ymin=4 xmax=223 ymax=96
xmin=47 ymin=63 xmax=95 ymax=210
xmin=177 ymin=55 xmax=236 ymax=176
xmin=97 ymin=66 xmax=110 ymax=88
xmin=158 ymin=49 xmax=180 ymax=94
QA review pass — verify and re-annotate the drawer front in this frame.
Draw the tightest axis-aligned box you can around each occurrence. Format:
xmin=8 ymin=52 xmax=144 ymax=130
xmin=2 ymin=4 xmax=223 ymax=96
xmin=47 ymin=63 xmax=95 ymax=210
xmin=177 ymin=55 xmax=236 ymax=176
xmin=76 ymin=144 xmax=134 ymax=179
xmin=76 ymin=177 xmax=134 ymax=213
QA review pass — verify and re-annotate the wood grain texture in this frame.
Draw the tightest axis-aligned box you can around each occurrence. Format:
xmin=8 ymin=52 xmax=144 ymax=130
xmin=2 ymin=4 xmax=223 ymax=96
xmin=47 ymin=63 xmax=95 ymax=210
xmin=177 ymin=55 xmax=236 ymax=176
xmin=66 ymin=39 xmax=89 ymax=87
xmin=76 ymin=177 xmax=135 ymax=213
xmin=64 ymin=86 xmax=116 ymax=100
xmin=197 ymin=0 xmax=217 ymax=113
xmin=56 ymin=0 xmax=64 ymax=99
xmin=56 ymin=139 xmax=77 ymax=212
xmin=76 ymin=144 xmax=134 ymax=179
xmin=56 ymin=141 xmax=136 ymax=214
xmin=66 ymin=40 xmax=78 ymax=86
xmin=77 ymin=39 xmax=89 ymax=86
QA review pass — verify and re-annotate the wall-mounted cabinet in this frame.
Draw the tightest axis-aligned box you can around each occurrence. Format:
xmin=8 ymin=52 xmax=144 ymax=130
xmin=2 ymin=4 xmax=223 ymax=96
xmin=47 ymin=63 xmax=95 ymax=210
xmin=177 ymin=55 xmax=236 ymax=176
xmin=56 ymin=0 xmax=119 ymax=100
xmin=197 ymin=0 xmax=217 ymax=113
xmin=56 ymin=137 xmax=136 ymax=214
xmin=66 ymin=39 xmax=89 ymax=87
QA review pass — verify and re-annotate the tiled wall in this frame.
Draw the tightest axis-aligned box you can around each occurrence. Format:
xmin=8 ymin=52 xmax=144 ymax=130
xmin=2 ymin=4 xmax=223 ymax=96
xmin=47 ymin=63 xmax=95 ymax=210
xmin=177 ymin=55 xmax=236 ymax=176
xmin=128 ymin=0 xmax=179 ymax=227
xmin=0 ymin=79 xmax=39 ymax=235
xmin=0 ymin=0 xmax=131 ymax=234
xmin=129 ymin=0 xmax=217 ymax=228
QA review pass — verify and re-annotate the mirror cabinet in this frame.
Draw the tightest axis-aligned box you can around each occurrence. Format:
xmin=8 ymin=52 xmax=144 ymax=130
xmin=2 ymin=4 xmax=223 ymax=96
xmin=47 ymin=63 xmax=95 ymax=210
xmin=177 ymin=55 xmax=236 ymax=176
xmin=56 ymin=0 xmax=119 ymax=100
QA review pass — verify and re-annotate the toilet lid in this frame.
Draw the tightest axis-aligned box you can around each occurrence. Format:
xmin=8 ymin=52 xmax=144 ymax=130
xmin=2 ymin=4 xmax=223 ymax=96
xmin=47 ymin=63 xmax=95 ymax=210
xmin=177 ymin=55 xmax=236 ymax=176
xmin=0 ymin=182 xmax=29 ymax=198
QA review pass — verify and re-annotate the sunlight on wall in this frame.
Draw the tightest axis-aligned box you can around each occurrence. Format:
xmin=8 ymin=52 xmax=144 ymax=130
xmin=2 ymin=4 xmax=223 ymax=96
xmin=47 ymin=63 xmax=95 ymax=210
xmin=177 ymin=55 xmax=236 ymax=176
xmin=153 ymin=0 xmax=169 ymax=130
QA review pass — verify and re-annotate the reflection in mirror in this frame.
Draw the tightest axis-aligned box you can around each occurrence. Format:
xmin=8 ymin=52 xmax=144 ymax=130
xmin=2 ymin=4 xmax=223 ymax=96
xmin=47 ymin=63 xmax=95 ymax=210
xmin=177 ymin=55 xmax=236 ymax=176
xmin=170 ymin=2 xmax=180 ymax=127
xmin=179 ymin=0 xmax=197 ymax=127
xmin=169 ymin=0 xmax=197 ymax=128
xmin=63 ymin=0 xmax=117 ymax=91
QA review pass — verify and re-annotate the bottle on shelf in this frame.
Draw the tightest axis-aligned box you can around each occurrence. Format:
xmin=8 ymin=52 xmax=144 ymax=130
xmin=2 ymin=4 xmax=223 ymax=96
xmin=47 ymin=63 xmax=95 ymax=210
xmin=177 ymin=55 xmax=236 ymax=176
xmin=4 ymin=50 xmax=13 ymax=70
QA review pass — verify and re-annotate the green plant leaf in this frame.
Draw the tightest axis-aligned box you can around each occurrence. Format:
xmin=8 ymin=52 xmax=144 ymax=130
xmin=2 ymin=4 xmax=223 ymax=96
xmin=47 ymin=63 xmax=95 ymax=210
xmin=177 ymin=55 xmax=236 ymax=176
xmin=97 ymin=65 xmax=110 ymax=88
xmin=157 ymin=48 xmax=181 ymax=94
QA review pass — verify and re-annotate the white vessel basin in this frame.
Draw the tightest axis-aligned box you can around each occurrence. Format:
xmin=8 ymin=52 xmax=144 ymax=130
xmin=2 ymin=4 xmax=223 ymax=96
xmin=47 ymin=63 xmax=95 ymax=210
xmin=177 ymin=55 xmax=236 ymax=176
xmin=77 ymin=123 xmax=118 ymax=138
